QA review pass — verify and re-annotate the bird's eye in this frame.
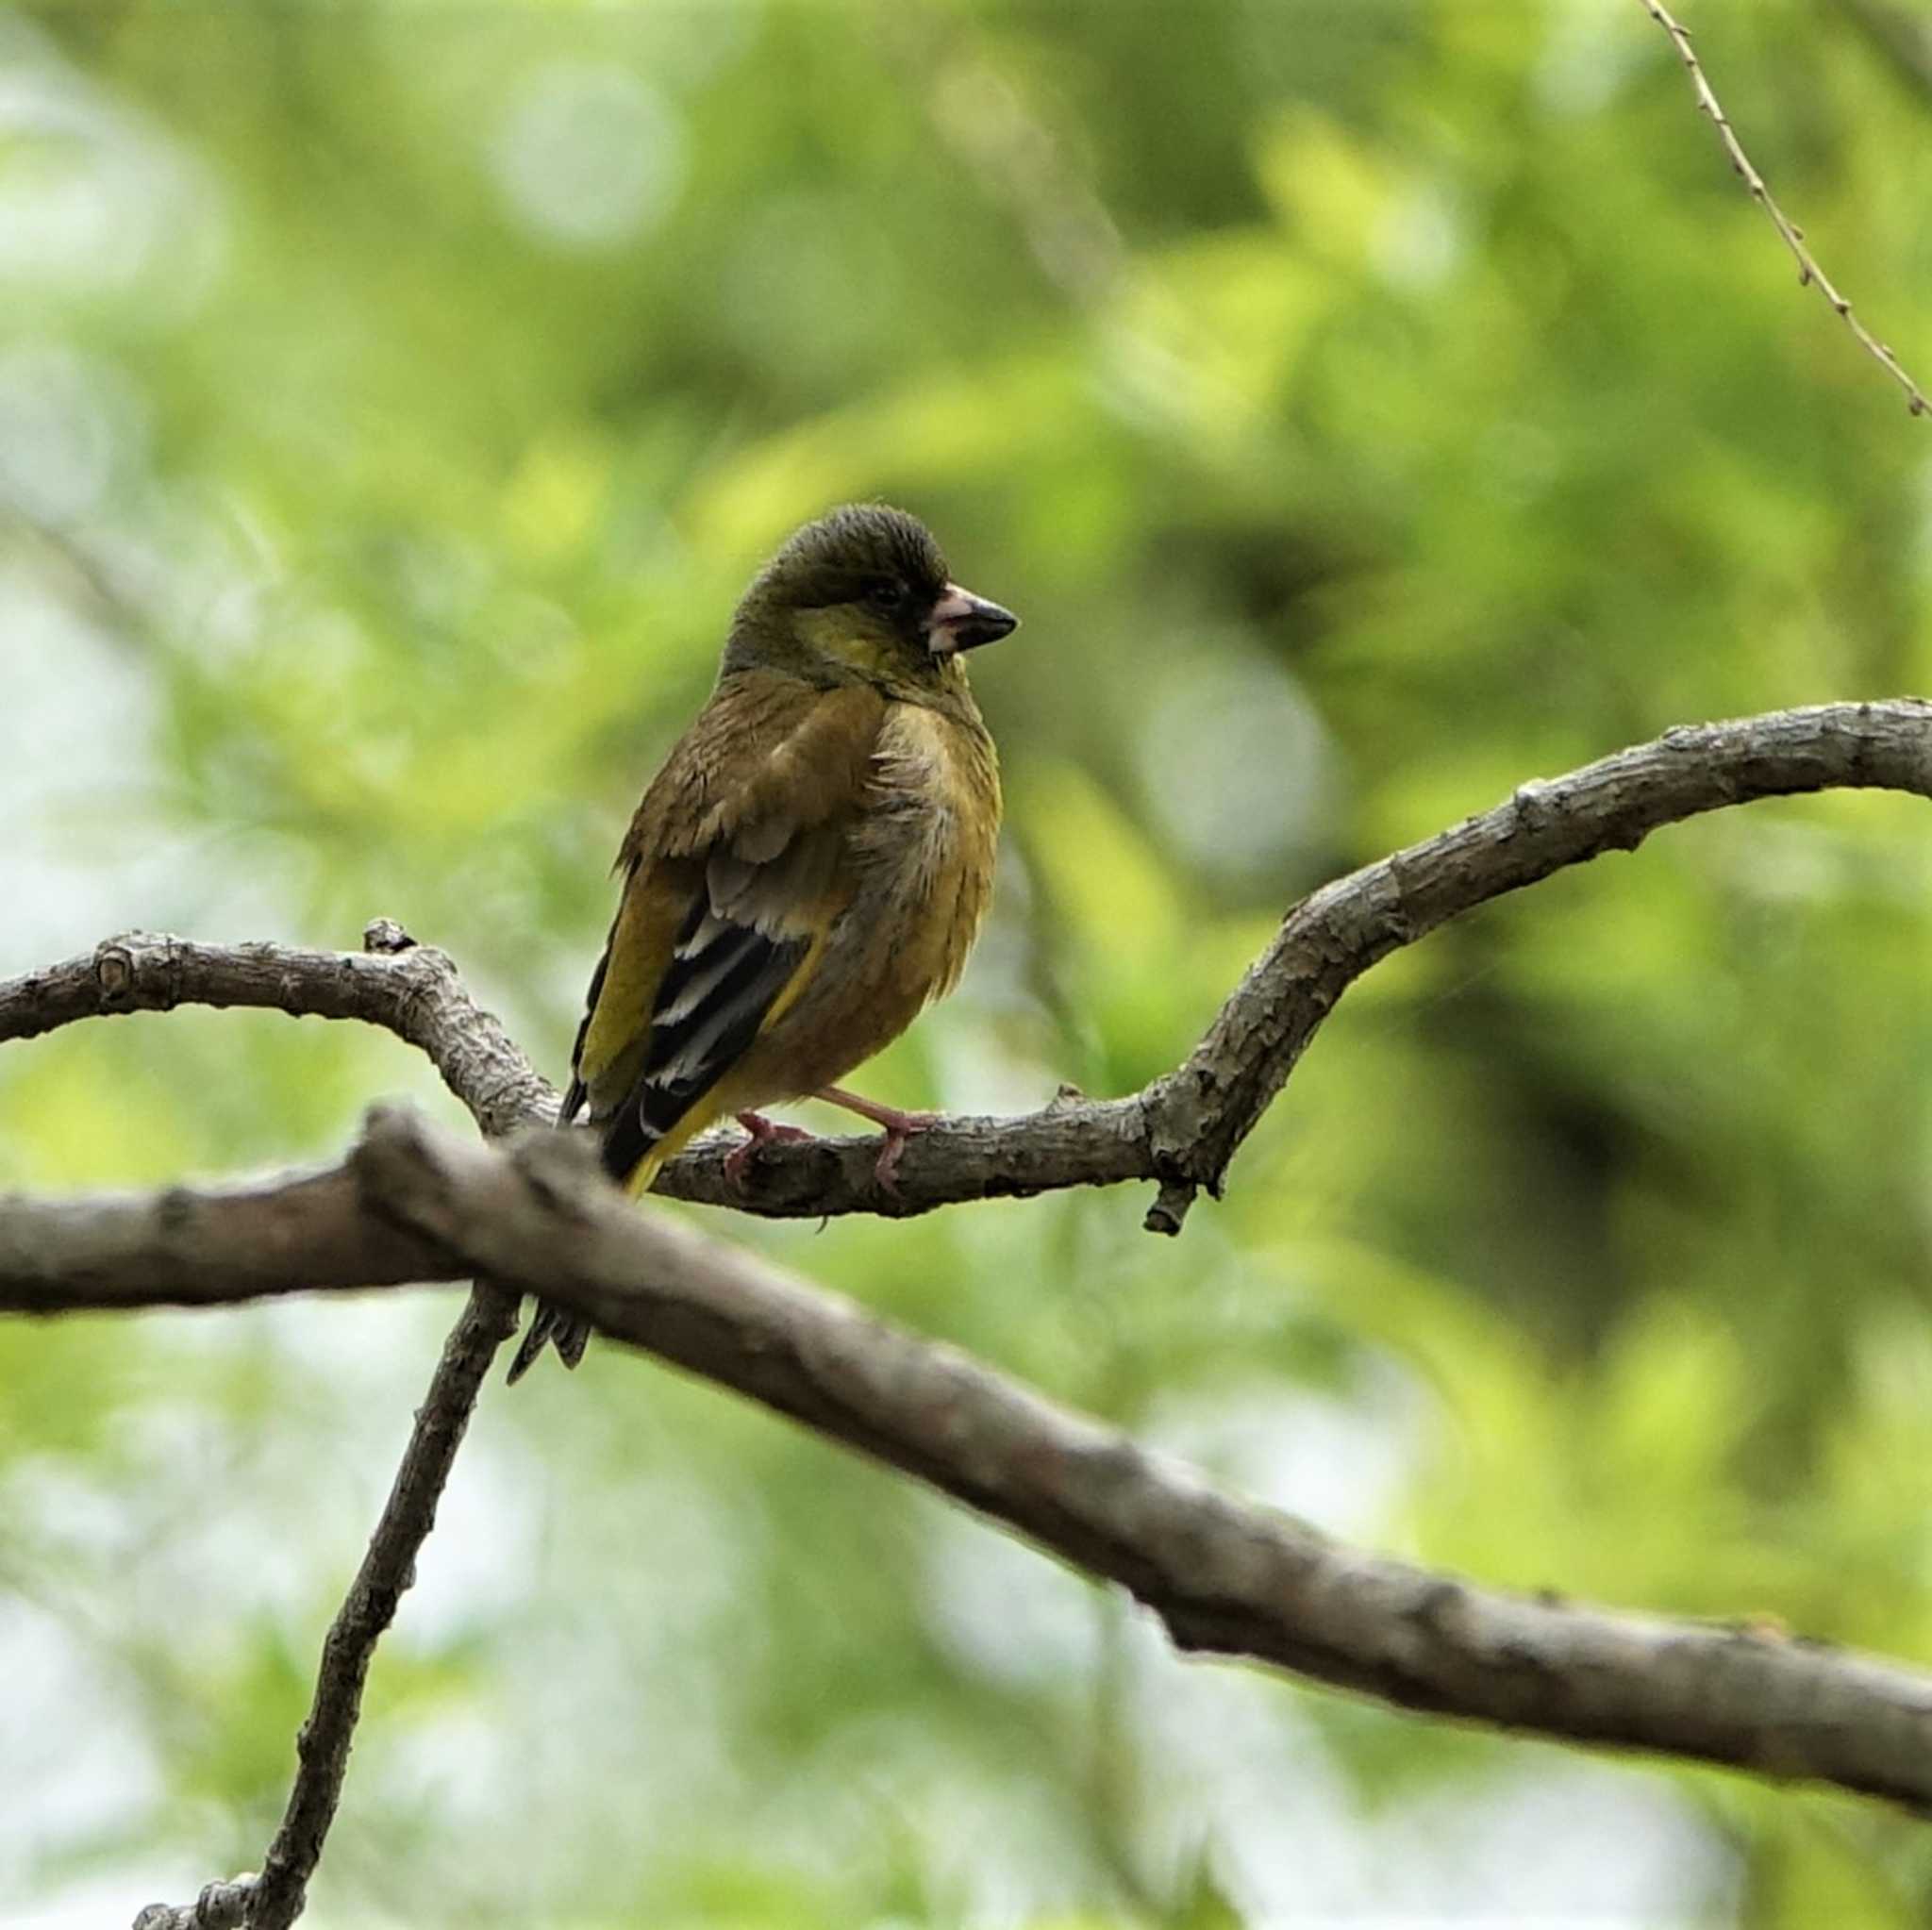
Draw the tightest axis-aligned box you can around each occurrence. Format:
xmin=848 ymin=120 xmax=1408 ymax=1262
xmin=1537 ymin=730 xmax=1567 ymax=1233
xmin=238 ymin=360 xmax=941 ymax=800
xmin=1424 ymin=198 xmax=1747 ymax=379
xmin=862 ymin=577 xmax=907 ymax=613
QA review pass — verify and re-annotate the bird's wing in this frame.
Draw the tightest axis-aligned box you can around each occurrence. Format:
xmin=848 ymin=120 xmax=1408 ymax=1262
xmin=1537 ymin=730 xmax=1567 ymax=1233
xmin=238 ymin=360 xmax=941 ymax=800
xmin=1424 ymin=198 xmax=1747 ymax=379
xmin=569 ymin=674 xmax=885 ymax=1183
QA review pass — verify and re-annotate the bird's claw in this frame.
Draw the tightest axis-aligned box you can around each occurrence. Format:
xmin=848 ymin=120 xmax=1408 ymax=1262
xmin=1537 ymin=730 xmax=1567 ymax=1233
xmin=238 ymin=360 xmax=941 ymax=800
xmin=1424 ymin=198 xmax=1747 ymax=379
xmin=874 ymin=1129 xmax=911 ymax=1197
xmin=809 ymin=1088 xmax=938 ymax=1199
xmin=724 ymin=1111 xmax=815 ymax=1191
xmin=869 ymin=1112 xmax=938 ymax=1198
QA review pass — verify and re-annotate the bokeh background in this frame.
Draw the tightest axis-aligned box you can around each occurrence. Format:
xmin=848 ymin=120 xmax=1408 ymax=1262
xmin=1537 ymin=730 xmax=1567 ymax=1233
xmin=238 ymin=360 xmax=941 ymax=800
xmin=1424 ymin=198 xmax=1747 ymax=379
xmin=6 ymin=1 xmax=1932 ymax=1923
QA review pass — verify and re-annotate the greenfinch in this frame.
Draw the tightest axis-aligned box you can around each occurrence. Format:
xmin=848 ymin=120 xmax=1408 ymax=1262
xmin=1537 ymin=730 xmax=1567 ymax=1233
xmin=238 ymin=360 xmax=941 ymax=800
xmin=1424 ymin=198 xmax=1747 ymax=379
xmin=509 ymin=504 xmax=1016 ymax=1380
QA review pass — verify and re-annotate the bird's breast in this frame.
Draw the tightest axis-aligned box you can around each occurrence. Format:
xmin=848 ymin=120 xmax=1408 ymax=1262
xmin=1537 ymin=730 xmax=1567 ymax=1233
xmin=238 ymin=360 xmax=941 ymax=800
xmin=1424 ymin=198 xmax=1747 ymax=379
xmin=855 ymin=703 xmax=999 ymax=956
xmin=731 ymin=698 xmax=1001 ymax=1106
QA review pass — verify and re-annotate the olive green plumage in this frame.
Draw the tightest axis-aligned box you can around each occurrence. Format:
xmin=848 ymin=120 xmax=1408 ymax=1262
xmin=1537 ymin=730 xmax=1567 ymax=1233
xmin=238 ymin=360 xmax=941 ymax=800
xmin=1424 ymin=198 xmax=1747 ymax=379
xmin=509 ymin=505 xmax=1016 ymax=1380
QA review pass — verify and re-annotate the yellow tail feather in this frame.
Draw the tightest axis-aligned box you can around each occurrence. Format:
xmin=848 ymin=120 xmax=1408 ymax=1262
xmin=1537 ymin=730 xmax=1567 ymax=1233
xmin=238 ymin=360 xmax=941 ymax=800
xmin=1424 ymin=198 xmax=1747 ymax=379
xmin=620 ymin=1099 xmax=723 ymax=1197
xmin=625 ymin=1140 xmax=672 ymax=1198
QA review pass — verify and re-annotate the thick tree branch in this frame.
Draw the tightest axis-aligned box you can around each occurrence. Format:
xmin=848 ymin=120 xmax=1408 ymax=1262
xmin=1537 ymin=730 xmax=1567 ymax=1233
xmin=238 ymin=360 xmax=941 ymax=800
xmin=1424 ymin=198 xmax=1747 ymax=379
xmin=9 ymin=704 xmax=1930 ymax=1239
xmin=24 ymin=1109 xmax=1932 ymax=1812
xmin=0 ymin=1166 xmax=447 ymax=1311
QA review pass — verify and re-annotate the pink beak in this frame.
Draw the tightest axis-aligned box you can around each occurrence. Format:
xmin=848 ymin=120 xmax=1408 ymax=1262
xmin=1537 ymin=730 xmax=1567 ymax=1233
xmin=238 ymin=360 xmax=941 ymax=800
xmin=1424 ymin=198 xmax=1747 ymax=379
xmin=926 ymin=583 xmax=1019 ymax=654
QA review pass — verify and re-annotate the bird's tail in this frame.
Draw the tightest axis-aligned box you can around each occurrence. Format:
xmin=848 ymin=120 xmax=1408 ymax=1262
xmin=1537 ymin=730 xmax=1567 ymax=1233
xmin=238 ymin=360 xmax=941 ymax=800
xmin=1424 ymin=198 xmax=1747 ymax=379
xmin=505 ymin=1299 xmax=591 ymax=1383
xmin=504 ymin=1133 xmax=674 ymax=1383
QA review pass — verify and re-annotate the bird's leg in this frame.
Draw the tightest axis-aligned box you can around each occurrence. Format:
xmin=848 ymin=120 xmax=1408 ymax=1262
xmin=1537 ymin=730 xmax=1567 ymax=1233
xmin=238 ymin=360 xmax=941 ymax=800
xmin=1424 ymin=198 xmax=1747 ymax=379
xmin=815 ymin=1086 xmax=939 ymax=1195
xmin=724 ymin=1110 xmax=815 ymax=1191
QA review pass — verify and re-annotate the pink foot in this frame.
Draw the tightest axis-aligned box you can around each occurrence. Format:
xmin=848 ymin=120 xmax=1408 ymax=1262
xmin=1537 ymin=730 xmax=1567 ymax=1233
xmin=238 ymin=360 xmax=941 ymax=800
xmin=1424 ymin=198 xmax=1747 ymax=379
xmin=815 ymin=1086 xmax=939 ymax=1197
xmin=724 ymin=1110 xmax=815 ymax=1191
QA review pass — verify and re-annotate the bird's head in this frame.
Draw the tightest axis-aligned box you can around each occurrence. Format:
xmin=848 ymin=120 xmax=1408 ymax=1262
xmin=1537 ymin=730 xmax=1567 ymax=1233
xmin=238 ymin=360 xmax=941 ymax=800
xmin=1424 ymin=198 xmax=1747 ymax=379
xmin=724 ymin=504 xmax=1017 ymax=693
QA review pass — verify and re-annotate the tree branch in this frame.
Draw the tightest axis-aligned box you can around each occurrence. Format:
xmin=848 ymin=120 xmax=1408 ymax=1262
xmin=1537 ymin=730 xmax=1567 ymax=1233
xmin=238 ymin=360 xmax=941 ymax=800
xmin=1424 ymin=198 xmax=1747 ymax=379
xmin=24 ymin=1108 xmax=1932 ymax=1812
xmin=242 ymin=1281 xmax=518 ymax=1930
xmin=9 ymin=704 xmax=1930 ymax=1240
xmin=1144 ymin=697 xmax=1932 ymax=1223
xmin=133 ymin=1880 xmax=254 ymax=1930
xmin=1637 ymin=0 xmax=1932 ymax=415
xmin=0 ymin=918 xmax=554 ymax=1140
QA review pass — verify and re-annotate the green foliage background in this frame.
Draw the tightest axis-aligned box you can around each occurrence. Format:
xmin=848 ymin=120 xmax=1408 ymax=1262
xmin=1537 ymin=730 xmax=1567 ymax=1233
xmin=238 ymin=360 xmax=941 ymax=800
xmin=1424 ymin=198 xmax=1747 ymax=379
xmin=6 ymin=1 xmax=1932 ymax=1923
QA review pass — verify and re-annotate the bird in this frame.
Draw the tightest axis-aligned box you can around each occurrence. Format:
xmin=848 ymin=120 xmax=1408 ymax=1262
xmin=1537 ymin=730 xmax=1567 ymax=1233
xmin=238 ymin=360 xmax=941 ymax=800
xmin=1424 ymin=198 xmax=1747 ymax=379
xmin=508 ymin=503 xmax=1017 ymax=1381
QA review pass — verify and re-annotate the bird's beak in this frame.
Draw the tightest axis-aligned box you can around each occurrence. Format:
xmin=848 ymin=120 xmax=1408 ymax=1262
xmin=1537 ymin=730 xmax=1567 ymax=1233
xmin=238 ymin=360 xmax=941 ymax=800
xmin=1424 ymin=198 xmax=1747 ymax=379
xmin=926 ymin=583 xmax=1019 ymax=655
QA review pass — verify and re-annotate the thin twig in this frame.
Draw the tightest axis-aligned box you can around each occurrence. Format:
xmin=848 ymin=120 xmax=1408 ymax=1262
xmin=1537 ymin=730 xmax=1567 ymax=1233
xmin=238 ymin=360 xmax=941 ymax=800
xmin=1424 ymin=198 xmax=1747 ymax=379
xmin=1637 ymin=0 xmax=1931 ymax=415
